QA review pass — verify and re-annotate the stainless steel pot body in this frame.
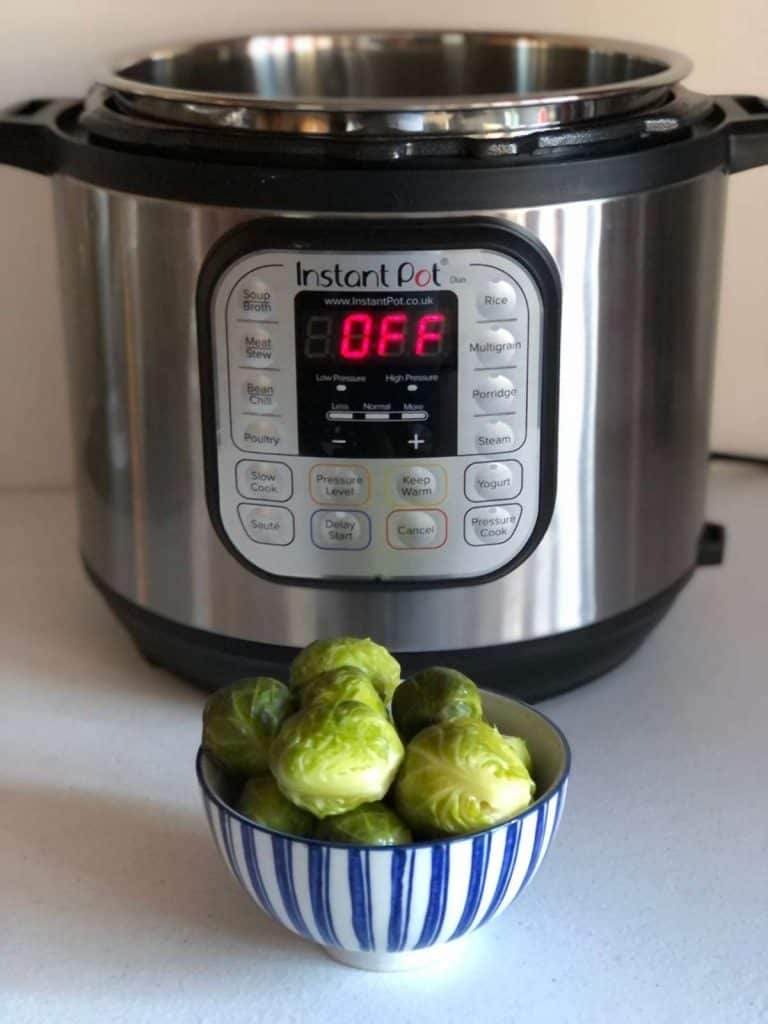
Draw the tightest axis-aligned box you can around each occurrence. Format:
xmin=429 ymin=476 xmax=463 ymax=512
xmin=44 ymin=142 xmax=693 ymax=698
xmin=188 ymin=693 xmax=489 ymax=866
xmin=54 ymin=171 xmax=725 ymax=653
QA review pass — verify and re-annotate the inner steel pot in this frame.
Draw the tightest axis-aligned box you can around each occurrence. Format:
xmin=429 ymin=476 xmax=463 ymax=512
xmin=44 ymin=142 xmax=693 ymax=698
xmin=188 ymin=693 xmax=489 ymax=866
xmin=98 ymin=31 xmax=692 ymax=136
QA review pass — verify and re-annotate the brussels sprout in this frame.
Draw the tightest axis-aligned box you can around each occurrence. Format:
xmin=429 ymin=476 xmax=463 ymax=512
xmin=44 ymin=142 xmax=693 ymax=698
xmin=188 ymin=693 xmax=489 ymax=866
xmin=394 ymin=719 xmax=535 ymax=837
xmin=202 ymin=677 xmax=296 ymax=777
xmin=237 ymin=776 xmax=316 ymax=838
xmin=300 ymin=666 xmax=386 ymax=717
xmin=316 ymin=802 xmax=412 ymax=846
xmin=502 ymin=735 xmax=533 ymax=774
xmin=391 ymin=666 xmax=483 ymax=742
xmin=270 ymin=701 xmax=404 ymax=818
xmin=290 ymin=637 xmax=401 ymax=704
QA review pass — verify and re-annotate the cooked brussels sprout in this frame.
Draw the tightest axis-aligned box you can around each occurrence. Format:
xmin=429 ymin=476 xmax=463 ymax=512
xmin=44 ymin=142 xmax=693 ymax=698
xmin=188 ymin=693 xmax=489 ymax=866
xmin=391 ymin=666 xmax=483 ymax=741
xmin=316 ymin=802 xmax=412 ymax=846
xmin=300 ymin=666 xmax=386 ymax=717
xmin=237 ymin=776 xmax=316 ymax=838
xmin=270 ymin=700 xmax=404 ymax=818
xmin=289 ymin=637 xmax=401 ymax=704
xmin=202 ymin=677 xmax=295 ymax=777
xmin=394 ymin=718 xmax=535 ymax=836
xmin=502 ymin=735 xmax=533 ymax=773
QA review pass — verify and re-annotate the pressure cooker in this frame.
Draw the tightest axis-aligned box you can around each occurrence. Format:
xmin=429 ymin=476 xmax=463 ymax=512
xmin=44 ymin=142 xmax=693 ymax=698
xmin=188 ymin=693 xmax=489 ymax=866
xmin=3 ymin=31 xmax=766 ymax=697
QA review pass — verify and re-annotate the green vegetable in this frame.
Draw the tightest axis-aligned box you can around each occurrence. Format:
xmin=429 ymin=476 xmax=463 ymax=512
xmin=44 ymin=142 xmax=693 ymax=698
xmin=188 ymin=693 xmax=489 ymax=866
xmin=289 ymin=637 xmax=401 ymax=705
xmin=394 ymin=718 xmax=535 ymax=837
xmin=237 ymin=776 xmax=316 ymax=838
xmin=202 ymin=677 xmax=296 ymax=777
xmin=316 ymin=802 xmax=413 ymax=846
xmin=502 ymin=735 xmax=533 ymax=773
xmin=391 ymin=666 xmax=483 ymax=742
xmin=270 ymin=700 xmax=405 ymax=818
xmin=300 ymin=666 xmax=386 ymax=717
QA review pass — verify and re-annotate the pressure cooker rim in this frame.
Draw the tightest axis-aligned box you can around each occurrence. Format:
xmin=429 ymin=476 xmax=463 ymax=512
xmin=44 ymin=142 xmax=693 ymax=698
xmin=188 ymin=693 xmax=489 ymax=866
xmin=97 ymin=30 xmax=692 ymax=137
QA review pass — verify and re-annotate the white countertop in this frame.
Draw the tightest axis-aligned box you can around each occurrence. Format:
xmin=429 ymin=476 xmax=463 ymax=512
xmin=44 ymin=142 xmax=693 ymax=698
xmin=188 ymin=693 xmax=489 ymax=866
xmin=2 ymin=462 xmax=767 ymax=1024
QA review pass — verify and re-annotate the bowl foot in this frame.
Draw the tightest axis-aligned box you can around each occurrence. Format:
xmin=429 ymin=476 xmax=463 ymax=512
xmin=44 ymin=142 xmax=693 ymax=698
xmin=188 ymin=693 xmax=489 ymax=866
xmin=325 ymin=940 xmax=465 ymax=972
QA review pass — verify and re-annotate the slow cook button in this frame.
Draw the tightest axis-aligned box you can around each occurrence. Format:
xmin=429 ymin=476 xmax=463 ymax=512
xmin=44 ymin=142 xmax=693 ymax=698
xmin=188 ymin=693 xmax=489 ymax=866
xmin=386 ymin=510 xmax=447 ymax=550
xmin=242 ymin=373 xmax=279 ymax=413
xmin=237 ymin=418 xmax=283 ymax=452
xmin=238 ymin=504 xmax=294 ymax=546
xmin=473 ymin=372 xmax=518 ymax=414
xmin=235 ymin=325 xmax=276 ymax=366
xmin=464 ymin=460 xmax=522 ymax=503
xmin=474 ymin=418 xmax=516 ymax=454
xmin=393 ymin=465 xmax=446 ymax=505
xmin=464 ymin=504 xmax=522 ymax=546
xmin=311 ymin=510 xmax=371 ymax=550
xmin=236 ymin=460 xmax=293 ymax=502
xmin=476 ymin=278 xmax=517 ymax=318
xmin=310 ymin=464 xmax=369 ymax=505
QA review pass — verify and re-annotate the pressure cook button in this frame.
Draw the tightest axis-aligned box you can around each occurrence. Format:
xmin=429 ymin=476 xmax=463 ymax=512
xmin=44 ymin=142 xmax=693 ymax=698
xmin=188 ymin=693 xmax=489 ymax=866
xmin=310 ymin=464 xmax=369 ymax=505
xmin=238 ymin=504 xmax=294 ymax=546
xmin=474 ymin=418 xmax=516 ymax=454
xmin=469 ymin=327 xmax=521 ymax=368
xmin=464 ymin=460 xmax=522 ymax=503
xmin=311 ymin=510 xmax=371 ymax=550
xmin=236 ymin=279 xmax=276 ymax=317
xmin=242 ymin=373 xmax=279 ymax=413
xmin=393 ymin=465 xmax=446 ymax=505
xmin=464 ymin=504 xmax=522 ymax=546
xmin=238 ymin=418 xmax=283 ymax=452
xmin=473 ymin=373 xmax=518 ymax=414
xmin=236 ymin=460 xmax=293 ymax=502
xmin=236 ymin=326 xmax=276 ymax=366
xmin=476 ymin=278 xmax=517 ymax=318
xmin=386 ymin=510 xmax=447 ymax=550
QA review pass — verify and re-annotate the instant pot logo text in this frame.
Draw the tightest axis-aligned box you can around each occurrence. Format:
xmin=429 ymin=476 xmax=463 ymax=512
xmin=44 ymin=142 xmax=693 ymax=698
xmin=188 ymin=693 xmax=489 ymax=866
xmin=295 ymin=260 xmax=441 ymax=289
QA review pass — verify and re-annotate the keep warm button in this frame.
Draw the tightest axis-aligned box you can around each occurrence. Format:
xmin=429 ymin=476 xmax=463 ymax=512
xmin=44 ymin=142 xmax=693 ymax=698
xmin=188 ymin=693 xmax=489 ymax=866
xmin=387 ymin=510 xmax=447 ymax=550
xmin=464 ymin=504 xmax=522 ymax=546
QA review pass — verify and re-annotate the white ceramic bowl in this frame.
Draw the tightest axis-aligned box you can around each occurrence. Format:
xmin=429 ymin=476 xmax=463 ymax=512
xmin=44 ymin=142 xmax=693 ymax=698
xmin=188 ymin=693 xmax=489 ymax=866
xmin=197 ymin=690 xmax=570 ymax=971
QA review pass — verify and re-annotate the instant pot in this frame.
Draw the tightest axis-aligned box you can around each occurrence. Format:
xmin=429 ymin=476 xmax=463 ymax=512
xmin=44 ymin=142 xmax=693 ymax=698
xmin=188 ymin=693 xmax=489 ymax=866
xmin=3 ymin=32 xmax=766 ymax=697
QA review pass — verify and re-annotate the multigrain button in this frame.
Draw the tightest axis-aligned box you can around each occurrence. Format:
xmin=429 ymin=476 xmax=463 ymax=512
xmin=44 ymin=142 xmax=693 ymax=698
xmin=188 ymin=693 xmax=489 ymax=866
xmin=464 ymin=504 xmax=522 ymax=546
xmin=393 ymin=465 xmax=446 ymax=505
xmin=235 ymin=325 xmax=276 ymax=366
xmin=468 ymin=327 xmax=522 ymax=367
xmin=236 ymin=460 xmax=293 ymax=502
xmin=464 ymin=461 xmax=522 ymax=503
xmin=238 ymin=504 xmax=294 ymax=546
xmin=242 ymin=373 xmax=279 ymax=413
xmin=472 ymin=372 xmax=518 ymax=414
xmin=476 ymin=278 xmax=517 ymax=318
xmin=311 ymin=510 xmax=371 ymax=550
xmin=237 ymin=418 xmax=283 ymax=452
xmin=386 ymin=509 xmax=447 ymax=550
xmin=310 ymin=464 xmax=369 ymax=505
xmin=474 ymin=418 xmax=516 ymax=454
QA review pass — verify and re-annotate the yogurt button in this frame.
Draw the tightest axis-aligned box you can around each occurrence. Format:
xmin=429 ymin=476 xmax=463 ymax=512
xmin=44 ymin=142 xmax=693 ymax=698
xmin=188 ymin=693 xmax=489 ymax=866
xmin=464 ymin=461 xmax=522 ymax=503
xmin=474 ymin=418 xmax=516 ymax=454
xmin=476 ymin=278 xmax=517 ymax=317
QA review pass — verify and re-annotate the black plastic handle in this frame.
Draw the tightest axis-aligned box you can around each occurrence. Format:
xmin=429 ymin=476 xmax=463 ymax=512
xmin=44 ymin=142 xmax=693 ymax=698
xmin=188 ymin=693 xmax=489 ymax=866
xmin=0 ymin=98 xmax=72 ymax=175
xmin=718 ymin=95 xmax=768 ymax=173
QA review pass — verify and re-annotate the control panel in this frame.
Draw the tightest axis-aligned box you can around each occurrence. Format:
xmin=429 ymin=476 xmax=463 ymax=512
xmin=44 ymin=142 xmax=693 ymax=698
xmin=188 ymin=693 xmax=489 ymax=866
xmin=202 ymin=226 xmax=556 ymax=582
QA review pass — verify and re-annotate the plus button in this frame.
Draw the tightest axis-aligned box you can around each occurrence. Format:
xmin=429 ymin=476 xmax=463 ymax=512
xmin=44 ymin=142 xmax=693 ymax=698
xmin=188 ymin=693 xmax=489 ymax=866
xmin=407 ymin=432 xmax=426 ymax=450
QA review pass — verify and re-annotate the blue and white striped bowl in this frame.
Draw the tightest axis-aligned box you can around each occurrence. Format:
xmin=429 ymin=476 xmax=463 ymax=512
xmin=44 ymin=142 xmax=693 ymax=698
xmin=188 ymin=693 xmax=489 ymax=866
xmin=197 ymin=690 xmax=570 ymax=971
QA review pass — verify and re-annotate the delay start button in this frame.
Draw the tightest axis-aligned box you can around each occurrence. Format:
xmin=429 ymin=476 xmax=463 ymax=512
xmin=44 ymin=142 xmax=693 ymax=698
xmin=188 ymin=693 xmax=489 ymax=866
xmin=387 ymin=509 xmax=447 ymax=550
xmin=311 ymin=510 xmax=371 ymax=550
xmin=464 ymin=504 xmax=522 ymax=546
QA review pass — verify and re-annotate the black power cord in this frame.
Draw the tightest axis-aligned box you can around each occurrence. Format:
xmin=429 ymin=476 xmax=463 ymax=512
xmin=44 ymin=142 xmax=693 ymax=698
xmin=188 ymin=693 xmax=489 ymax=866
xmin=710 ymin=451 xmax=768 ymax=468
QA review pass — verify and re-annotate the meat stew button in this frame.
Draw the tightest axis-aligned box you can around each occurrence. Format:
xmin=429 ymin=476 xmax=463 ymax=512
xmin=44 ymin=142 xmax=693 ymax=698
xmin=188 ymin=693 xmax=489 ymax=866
xmin=386 ymin=510 xmax=447 ymax=550
xmin=464 ymin=504 xmax=522 ymax=546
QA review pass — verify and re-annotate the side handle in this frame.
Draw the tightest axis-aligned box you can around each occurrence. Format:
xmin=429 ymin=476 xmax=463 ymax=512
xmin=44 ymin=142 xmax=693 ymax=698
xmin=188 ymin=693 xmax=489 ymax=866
xmin=718 ymin=95 xmax=768 ymax=174
xmin=0 ymin=98 xmax=72 ymax=175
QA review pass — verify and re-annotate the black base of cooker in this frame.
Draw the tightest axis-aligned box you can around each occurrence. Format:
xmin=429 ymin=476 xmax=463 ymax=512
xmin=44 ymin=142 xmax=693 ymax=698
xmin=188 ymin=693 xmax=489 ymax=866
xmin=85 ymin=562 xmax=691 ymax=701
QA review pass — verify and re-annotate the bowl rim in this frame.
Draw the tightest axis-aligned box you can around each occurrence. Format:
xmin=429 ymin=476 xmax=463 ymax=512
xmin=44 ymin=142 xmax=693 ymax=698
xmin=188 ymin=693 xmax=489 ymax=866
xmin=196 ymin=693 xmax=571 ymax=851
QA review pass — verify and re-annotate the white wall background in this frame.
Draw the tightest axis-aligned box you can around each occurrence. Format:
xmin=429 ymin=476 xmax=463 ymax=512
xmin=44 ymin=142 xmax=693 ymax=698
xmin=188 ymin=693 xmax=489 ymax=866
xmin=1 ymin=0 xmax=766 ymax=490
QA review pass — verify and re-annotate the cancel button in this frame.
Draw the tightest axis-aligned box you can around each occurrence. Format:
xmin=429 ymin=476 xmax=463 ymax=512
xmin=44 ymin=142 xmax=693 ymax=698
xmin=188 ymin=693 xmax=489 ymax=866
xmin=464 ymin=504 xmax=522 ymax=546
xmin=387 ymin=510 xmax=447 ymax=550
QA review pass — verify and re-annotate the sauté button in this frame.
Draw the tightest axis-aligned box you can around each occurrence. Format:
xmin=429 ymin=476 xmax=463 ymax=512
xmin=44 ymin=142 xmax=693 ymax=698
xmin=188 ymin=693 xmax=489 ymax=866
xmin=393 ymin=465 xmax=447 ymax=505
xmin=386 ymin=510 xmax=447 ymax=550
xmin=238 ymin=504 xmax=294 ymax=546
xmin=242 ymin=373 xmax=279 ymax=413
xmin=472 ymin=373 xmax=518 ymax=414
xmin=310 ymin=464 xmax=369 ymax=505
xmin=468 ymin=327 xmax=521 ymax=367
xmin=476 ymin=278 xmax=517 ymax=318
xmin=474 ymin=418 xmax=516 ymax=454
xmin=464 ymin=461 xmax=522 ymax=503
xmin=311 ymin=510 xmax=371 ymax=550
xmin=235 ymin=326 xmax=276 ymax=366
xmin=237 ymin=418 xmax=283 ymax=452
xmin=236 ymin=460 xmax=293 ymax=502
xmin=464 ymin=504 xmax=522 ymax=546
xmin=235 ymin=278 xmax=276 ymax=317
